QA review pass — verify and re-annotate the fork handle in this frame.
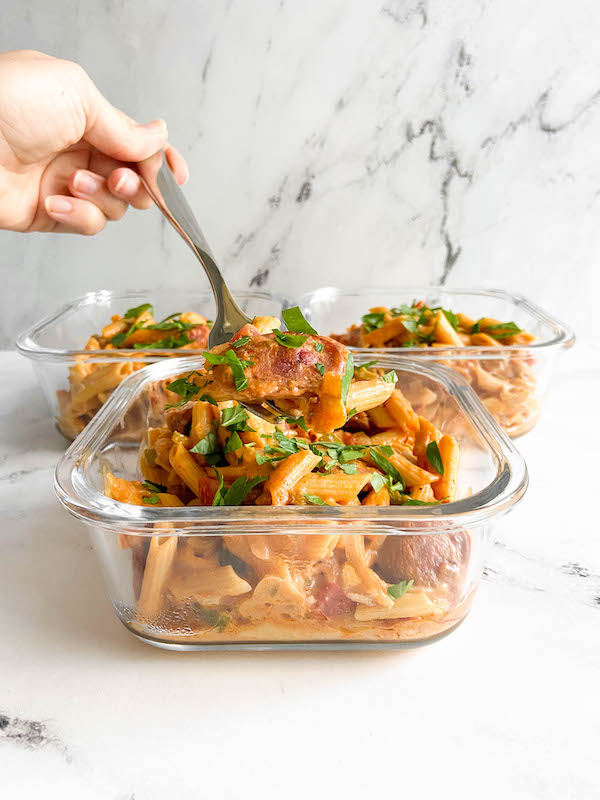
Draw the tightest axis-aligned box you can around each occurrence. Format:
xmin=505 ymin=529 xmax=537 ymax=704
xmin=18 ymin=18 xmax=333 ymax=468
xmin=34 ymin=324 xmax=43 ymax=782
xmin=137 ymin=151 xmax=251 ymax=345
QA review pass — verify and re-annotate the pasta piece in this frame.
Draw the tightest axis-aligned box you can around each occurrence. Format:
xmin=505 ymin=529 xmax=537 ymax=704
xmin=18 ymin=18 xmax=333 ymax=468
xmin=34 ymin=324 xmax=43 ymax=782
xmin=347 ymin=379 xmax=395 ymax=414
xmin=354 ymin=590 xmax=441 ymax=620
xmin=137 ymin=530 xmax=178 ymax=620
xmin=362 ymin=486 xmax=390 ymax=505
xmin=383 ymin=389 xmax=420 ymax=434
xmin=432 ymin=310 xmax=463 ymax=346
xmin=190 ymin=400 xmax=216 ymax=446
xmin=343 ymin=536 xmax=392 ymax=607
xmin=291 ymin=472 xmax=371 ymax=504
xmin=263 ymin=450 xmax=321 ymax=506
xmin=410 ymin=484 xmax=436 ymax=502
xmin=169 ymin=442 xmax=206 ymax=497
xmin=104 ymin=473 xmax=146 ymax=505
xmin=167 ymin=564 xmax=252 ymax=607
xmin=432 ymin=435 xmax=460 ymax=501
xmin=362 ymin=316 xmax=410 ymax=347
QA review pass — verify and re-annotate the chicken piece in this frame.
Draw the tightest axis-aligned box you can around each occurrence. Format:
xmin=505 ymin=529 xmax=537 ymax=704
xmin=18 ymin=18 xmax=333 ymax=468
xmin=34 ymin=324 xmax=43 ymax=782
xmin=374 ymin=532 xmax=471 ymax=601
xmin=207 ymin=329 xmax=348 ymax=403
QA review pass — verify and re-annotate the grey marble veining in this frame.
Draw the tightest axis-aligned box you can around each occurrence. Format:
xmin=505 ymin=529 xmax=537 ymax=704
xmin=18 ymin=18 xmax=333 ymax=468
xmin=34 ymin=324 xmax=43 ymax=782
xmin=1 ymin=0 xmax=598 ymax=348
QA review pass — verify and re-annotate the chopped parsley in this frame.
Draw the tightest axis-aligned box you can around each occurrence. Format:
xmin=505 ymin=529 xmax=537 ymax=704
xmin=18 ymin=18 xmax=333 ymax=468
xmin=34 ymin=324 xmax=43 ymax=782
xmin=231 ymin=336 xmax=251 ymax=348
xmin=194 ymin=605 xmax=231 ymax=632
xmin=224 ymin=430 xmax=243 ymax=454
xmin=132 ymin=332 xmax=190 ymax=349
xmin=361 ymin=312 xmax=386 ymax=332
xmin=220 ymin=405 xmax=251 ymax=430
xmin=472 ymin=320 xmax=522 ymax=338
xmin=212 ymin=474 xmax=267 ymax=506
xmin=203 ymin=350 xmax=254 ymax=391
xmin=369 ymin=447 xmax=405 ymax=491
xmin=315 ymin=362 xmax=325 ymax=377
xmin=381 ymin=370 xmax=397 ymax=383
xmin=190 ymin=431 xmax=219 ymax=455
xmin=358 ymin=360 xmax=379 ymax=370
xmin=426 ymin=441 xmax=445 ymax=475
xmin=278 ymin=412 xmax=309 ymax=432
xmin=165 ymin=372 xmax=216 ymax=409
xmin=281 ymin=306 xmax=318 ymax=335
xmin=341 ymin=352 xmax=354 ymax=406
xmin=314 ymin=342 xmax=324 ymax=353
xmin=274 ymin=331 xmax=309 ymax=348
xmin=124 ymin=303 xmax=153 ymax=320
xmin=142 ymin=495 xmax=160 ymax=505
xmin=142 ymin=480 xmax=167 ymax=493
xmin=387 ymin=579 xmax=414 ymax=599
xmin=304 ymin=493 xmax=328 ymax=505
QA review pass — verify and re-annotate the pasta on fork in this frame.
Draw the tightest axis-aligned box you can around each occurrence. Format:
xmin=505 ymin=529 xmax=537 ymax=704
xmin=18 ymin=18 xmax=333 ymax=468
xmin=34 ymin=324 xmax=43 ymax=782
xmin=105 ymin=307 xmax=472 ymax=645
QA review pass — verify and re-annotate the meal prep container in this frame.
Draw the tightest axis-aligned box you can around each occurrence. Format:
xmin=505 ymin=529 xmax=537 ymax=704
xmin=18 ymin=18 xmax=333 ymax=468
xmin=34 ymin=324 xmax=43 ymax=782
xmin=16 ymin=289 xmax=287 ymax=440
xmin=55 ymin=354 xmax=528 ymax=651
xmin=298 ymin=287 xmax=575 ymax=438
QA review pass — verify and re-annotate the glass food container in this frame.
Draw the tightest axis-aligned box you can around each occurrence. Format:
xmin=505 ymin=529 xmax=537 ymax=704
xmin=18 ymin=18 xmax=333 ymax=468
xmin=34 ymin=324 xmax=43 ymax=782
xmin=55 ymin=354 xmax=528 ymax=651
xmin=16 ymin=289 xmax=287 ymax=441
xmin=298 ymin=287 xmax=575 ymax=438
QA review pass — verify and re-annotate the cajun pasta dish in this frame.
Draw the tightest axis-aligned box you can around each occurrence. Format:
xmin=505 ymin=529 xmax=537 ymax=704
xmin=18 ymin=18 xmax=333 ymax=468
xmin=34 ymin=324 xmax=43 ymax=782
xmin=331 ymin=302 xmax=538 ymax=437
xmin=105 ymin=308 xmax=471 ymax=644
xmin=57 ymin=302 xmax=212 ymax=438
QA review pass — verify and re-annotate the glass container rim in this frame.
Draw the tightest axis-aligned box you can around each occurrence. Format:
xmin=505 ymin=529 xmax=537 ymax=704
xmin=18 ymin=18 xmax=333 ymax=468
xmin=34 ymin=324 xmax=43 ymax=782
xmin=54 ymin=354 xmax=528 ymax=535
xmin=298 ymin=285 xmax=576 ymax=354
xmin=15 ymin=288 xmax=288 ymax=362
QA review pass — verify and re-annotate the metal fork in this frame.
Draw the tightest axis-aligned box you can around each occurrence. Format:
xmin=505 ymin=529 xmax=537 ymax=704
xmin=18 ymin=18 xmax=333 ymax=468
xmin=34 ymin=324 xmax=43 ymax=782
xmin=137 ymin=151 xmax=282 ymax=423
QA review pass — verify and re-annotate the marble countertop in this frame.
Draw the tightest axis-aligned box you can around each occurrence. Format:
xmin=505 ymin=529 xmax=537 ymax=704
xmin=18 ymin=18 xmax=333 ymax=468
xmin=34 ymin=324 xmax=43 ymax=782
xmin=1 ymin=347 xmax=598 ymax=800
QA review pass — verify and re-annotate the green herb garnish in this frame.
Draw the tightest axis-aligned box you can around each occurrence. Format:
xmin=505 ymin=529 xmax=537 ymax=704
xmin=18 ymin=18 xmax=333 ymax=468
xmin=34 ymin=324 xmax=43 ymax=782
xmin=203 ymin=350 xmax=254 ymax=391
xmin=281 ymin=306 xmax=318 ymax=335
xmin=314 ymin=342 xmax=324 ymax=353
xmin=426 ymin=441 xmax=445 ymax=475
xmin=212 ymin=474 xmax=267 ymax=506
xmin=124 ymin=303 xmax=153 ymax=320
xmin=133 ymin=332 xmax=190 ymax=349
xmin=224 ymin=430 xmax=243 ymax=453
xmin=231 ymin=336 xmax=251 ymax=348
xmin=142 ymin=481 xmax=167 ymax=494
xmin=381 ymin=370 xmax=397 ymax=383
xmin=341 ymin=352 xmax=354 ymax=406
xmin=190 ymin=432 xmax=219 ymax=455
xmin=142 ymin=495 xmax=160 ymax=505
xmin=361 ymin=312 xmax=386 ymax=332
xmin=402 ymin=498 xmax=440 ymax=506
xmin=220 ymin=405 xmax=250 ymax=430
xmin=387 ymin=579 xmax=414 ymax=599
xmin=315 ymin=362 xmax=325 ymax=377
xmin=304 ymin=493 xmax=327 ymax=505
xmin=274 ymin=331 xmax=309 ymax=348
xmin=370 ymin=447 xmax=405 ymax=491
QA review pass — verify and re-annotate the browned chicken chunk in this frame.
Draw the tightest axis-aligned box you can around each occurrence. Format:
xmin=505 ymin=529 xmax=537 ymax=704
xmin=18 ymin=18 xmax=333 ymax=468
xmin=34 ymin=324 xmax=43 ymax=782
xmin=207 ymin=324 xmax=348 ymax=402
xmin=374 ymin=532 xmax=471 ymax=600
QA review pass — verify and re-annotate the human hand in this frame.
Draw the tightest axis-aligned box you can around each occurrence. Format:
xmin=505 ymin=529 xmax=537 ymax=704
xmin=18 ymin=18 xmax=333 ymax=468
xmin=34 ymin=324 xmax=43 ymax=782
xmin=0 ymin=50 xmax=188 ymax=234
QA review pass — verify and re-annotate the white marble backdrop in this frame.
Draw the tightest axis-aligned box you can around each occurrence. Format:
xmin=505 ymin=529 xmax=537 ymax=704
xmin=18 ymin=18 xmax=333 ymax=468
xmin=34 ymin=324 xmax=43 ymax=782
xmin=1 ymin=0 xmax=599 ymax=347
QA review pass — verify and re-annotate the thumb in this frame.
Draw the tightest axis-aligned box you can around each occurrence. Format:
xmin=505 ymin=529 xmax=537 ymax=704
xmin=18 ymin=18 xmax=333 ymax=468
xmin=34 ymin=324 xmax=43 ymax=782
xmin=82 ymin=80 xmax=168 ymax=162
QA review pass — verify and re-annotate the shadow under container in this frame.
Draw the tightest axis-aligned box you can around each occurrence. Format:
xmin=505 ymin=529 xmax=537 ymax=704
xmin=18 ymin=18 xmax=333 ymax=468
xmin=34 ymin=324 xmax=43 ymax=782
xmin=16 ymin=289 xmax=287 ymax=441
xmin=298 ymin=287 xmax=575 ymax=438
xmin=55 ymin=354 xmax=527 ymax=651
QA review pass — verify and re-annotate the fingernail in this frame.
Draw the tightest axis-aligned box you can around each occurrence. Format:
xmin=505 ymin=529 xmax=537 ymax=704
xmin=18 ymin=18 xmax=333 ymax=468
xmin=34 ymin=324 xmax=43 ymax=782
xmin=45 ymin=196 xmax=73 ymax=215
xmin=73 ymin=171 xmax=100 ymax=195
xmin=144 ymin=118 xmax=167 ymax=134
xmin=114 ymin=172 xmax=138 ymax=195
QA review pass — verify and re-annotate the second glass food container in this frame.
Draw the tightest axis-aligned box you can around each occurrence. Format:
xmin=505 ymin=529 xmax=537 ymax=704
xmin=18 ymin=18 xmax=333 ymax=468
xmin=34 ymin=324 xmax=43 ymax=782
xmin=55 ymin=354 xmax=527 ymax=651
xmin=298 ymin=287 xmax=575 ymax=437
xmin=16 ymin=289 xmax=287 ymax=440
